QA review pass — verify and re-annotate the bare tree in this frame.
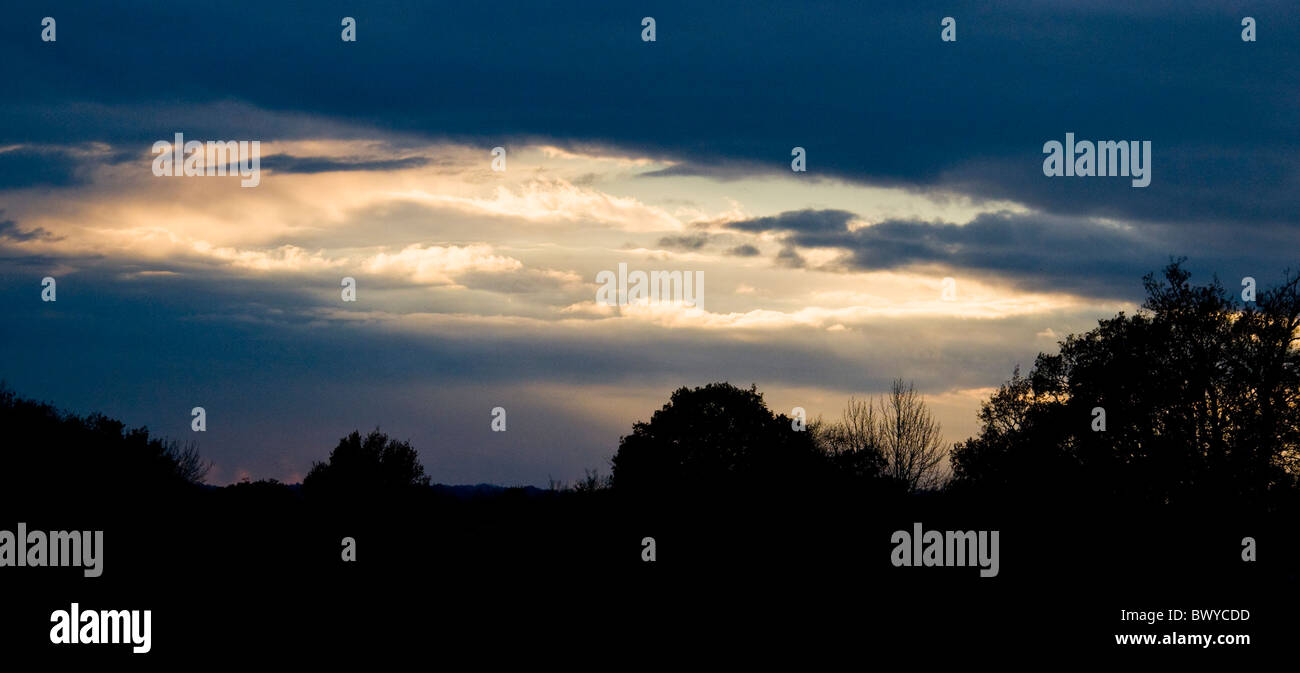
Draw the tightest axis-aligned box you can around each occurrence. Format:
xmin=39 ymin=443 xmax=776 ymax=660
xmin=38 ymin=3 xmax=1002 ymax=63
xmin=164 ymin=439 xmax=212 ymax=485
xmin=814 ymin=398 xmax=885 ymax=479
xmin=819 ymin=380 xmax=948 ymax=490
xmin=878 ymin=379 xmax=948 ymax=490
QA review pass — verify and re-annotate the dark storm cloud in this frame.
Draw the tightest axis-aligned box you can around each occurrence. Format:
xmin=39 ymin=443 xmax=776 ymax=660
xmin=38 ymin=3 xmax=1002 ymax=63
xmin=727 ymin=209 xmax=858 ymax=234
xmin=726 ymin=208 xmax=1298 ymax=299
xmin=795 ymin=212 xmax=1159 ymax=297
xmin=261 ymin=154 xmax=432 ymax=174
xmin=0 ymin=148 xmax=85 ymax=188
xmin=2 ymin=1 xmax=1296 ymax=228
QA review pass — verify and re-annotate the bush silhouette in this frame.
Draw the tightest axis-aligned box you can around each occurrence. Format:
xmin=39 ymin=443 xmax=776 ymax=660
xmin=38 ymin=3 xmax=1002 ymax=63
xmin=610 ymin=382 xmax=830 ymax=494
xmin=0 ymin=384 xmax=207 ymax=509
xmin=302 ymin=429 xmax=431 ymax=501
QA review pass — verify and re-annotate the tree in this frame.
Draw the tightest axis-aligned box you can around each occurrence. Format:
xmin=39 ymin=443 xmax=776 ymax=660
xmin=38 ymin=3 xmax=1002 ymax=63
xmin=818 ymin=381 xmax=946 ymax=491
xmin=303 ymin=429 xmax=430 ymax=499
xmin=610 ymin=382 xmax=829 ymax=494
xmin=814 ymin=396 xmax=886 ymax=480
xmin=164 ymin=439 xmax=212 ymax=485
xmin=951 ymin=260 xmax=1300 ymax=504
xmin=877 ymin=379 xmax=948 ymax=490
xmin=0 ymin=383 xmax=209 ymax=510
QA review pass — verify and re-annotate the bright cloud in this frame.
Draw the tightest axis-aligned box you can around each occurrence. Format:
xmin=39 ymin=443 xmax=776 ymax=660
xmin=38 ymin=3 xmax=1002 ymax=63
xmin=365 ymin=244 xmax=523 ymax=285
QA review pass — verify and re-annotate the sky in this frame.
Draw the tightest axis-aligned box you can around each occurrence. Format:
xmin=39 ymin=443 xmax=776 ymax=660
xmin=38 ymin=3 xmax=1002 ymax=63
xmin=1 ymin=1 xmax=1297 ymax=486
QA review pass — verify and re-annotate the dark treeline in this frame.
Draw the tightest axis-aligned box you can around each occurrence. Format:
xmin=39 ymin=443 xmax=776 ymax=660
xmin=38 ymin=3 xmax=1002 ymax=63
xmin=952 ymin=261 xmax=1300 ymax=510
xmin=2 ymin=260 xmax=1297 ymax=661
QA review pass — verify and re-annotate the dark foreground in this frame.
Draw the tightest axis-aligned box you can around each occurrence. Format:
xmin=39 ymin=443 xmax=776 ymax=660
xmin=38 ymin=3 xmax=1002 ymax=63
xmin=2 ymin=484 xmax=1294 ymax=664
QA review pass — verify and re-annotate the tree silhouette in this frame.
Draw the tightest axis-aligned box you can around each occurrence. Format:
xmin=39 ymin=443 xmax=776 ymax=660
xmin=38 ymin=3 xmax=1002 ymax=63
xmin=0 ymin=383 xmax=208 ymax=508
xmin=819 ymin=380 xmax=947 ymax=490
xmin=610 ymin=382 xmax=830 ymax=494
xmin=877 ymin=379 xmax=948 ymax=490
xmin=951 ymin=260 xmax=1300 ymax=504
xmin=814 ymin=396 xmax=886 ymax=480
xmin=303 ymin=429 xmax=431 ymax=500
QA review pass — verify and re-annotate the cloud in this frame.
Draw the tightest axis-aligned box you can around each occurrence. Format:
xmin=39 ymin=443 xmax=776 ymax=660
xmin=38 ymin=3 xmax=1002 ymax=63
xmin=3 ymin=2 xmax=1295 ymax=230
xmin=457 ymin=267 xmax=584 ymax=296
xmin=723 ymin=208 xmax=1280 ymax=299
xmin=787 ymin=211 xmax=1156 ymax=296
xmin=657 ymin=234 xmax=711 ymax=250
xmin=192 ymin=242 xmax=345 ymax=273
xmin=392 ymin=179 xmax=683 ymax=232
xmin=0 ymin=147 xmax=86 ymax=189
xmin=637 ymin=160 xmax=779 ymax=182
xmin=725 ymin=209 xmax=859 ymax=234
xmin=261 ymin=155 xmax=432 ymax=174
xmin=364 ymin=244 xmax=523 ymax=285
xmin=775 ymin=246 xmax=806 ymax=268
xmin=0 ymin=216 xmax=60 ymax=242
